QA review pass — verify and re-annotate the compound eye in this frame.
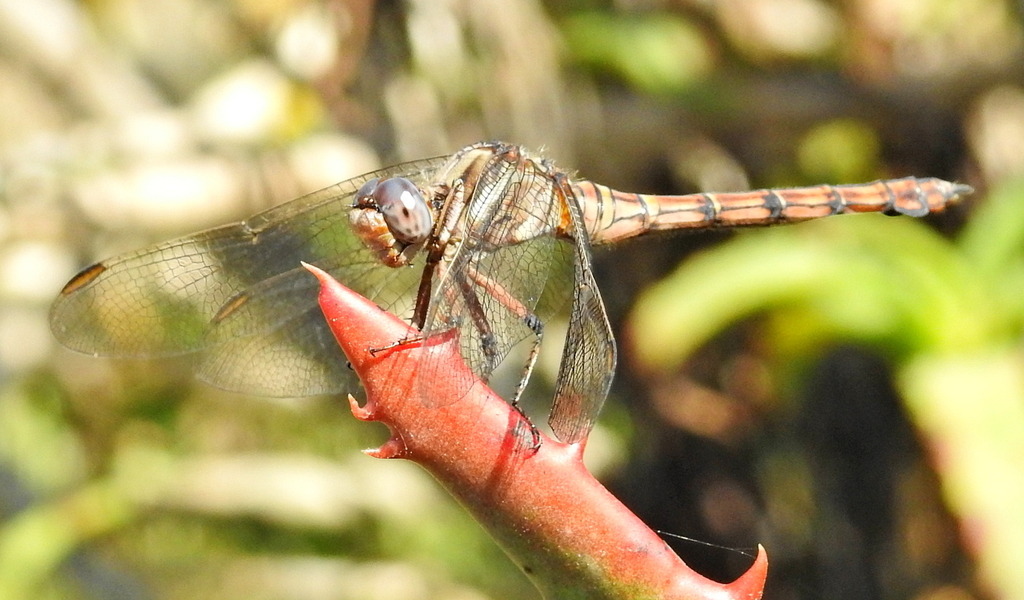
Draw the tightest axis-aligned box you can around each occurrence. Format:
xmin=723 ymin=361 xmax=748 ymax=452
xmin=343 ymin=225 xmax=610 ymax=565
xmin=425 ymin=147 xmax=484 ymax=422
xmin=352 ymin=177 xmax=380 ymax=207
xmin=375 ymin=177 xmax=432 ymax=244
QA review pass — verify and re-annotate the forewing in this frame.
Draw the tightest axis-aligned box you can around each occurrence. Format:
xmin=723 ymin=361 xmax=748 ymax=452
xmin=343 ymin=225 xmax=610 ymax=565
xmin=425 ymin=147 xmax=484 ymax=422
xmin=50 ymin=156 xmax=448 ymax=396
xmin=197 ymin=296 xmax=349 ymax=396
xmin=547 ymin=183 xmax=616 ymax=444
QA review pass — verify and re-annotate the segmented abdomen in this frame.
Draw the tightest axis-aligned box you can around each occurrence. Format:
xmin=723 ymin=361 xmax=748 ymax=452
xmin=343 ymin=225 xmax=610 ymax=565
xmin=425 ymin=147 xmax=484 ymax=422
xmin=574 ymin=177 xmax=971 ymax=245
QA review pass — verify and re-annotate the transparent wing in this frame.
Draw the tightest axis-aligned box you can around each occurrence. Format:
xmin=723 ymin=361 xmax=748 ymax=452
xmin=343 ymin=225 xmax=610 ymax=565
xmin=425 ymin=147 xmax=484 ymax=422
xmin=50 ymin=156 xmax=449 ymax=396
xmin=547 ymin=178 xmax=616 ymax=444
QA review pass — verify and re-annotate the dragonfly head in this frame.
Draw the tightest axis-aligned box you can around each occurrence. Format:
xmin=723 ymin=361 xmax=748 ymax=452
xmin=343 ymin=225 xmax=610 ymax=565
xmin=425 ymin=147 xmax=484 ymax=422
xmin=354 ymin=177 xmax=433 ymax=245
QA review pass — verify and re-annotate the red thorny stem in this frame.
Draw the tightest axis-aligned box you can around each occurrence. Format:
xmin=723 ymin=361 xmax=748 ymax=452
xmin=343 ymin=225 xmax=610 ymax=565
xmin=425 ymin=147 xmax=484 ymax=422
xmin=306 ymin=263 xmax=768 ymax=600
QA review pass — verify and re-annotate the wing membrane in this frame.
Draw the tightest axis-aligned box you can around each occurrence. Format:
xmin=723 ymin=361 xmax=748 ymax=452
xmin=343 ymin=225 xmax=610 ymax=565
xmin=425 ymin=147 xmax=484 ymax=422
xmin=548 ymin=179 xmax=616 ymax=444
xmin=50 ymin=156 xmax=449 ymax=396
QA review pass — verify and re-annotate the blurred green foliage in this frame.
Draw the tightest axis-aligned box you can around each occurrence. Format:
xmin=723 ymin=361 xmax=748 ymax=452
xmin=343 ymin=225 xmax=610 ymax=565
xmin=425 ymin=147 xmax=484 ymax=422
xmin=563 ymin=12 xmax=713 ymax=95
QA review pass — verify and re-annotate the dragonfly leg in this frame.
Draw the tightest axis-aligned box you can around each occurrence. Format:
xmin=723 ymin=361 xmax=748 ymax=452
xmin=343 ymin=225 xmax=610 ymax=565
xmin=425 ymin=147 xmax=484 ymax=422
xmin=457 ymin=269 xmax=540 ymax=445
xmin=456 ymin=270 xmax=500 ymax=377
xmin=510 ymin=314 xmax=543 ymax=407
xmin=368 ymin=332 xmax=425 ymax=356
xmin=513 ymin=315 xmax=544 ymax=452
xmin=513 ymin=403 xmax=542 ymax=452
xmin=463 ymin=263 xmax=546 ymax=409
xmin=457 ymin=264 xmax=543 ymax=449
xmin=411 ymin=179 xmax=467 ymax=330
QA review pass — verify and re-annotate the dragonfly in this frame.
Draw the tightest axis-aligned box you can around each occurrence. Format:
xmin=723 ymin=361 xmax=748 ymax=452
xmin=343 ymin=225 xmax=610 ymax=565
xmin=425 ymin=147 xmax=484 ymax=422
xmin=50 ymin=141 xmax=970 ymax=444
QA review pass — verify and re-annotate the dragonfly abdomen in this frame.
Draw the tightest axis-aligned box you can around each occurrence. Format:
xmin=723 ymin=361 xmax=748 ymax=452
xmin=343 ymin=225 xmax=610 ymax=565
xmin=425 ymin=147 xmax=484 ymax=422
xmin=576 ymin=177 xmax=970 ymax=245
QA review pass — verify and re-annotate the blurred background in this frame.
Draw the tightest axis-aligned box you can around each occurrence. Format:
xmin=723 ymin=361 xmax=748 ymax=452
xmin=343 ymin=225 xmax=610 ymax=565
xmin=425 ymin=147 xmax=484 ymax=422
xmin=1 ymin=0 xmax=1022 ymax=599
